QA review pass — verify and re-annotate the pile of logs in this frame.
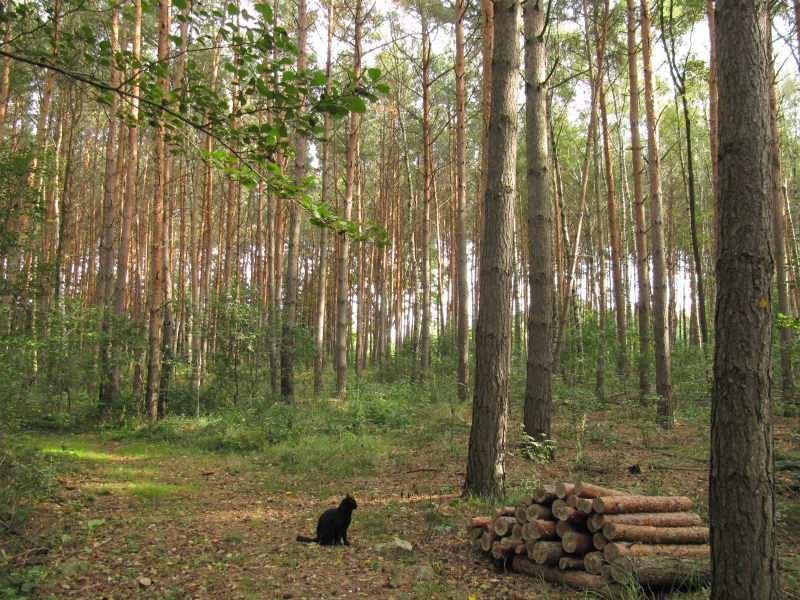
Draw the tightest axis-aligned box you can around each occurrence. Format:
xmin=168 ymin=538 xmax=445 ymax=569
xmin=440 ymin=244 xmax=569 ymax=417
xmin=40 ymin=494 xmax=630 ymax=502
xmin=467 ymin=481 xmax=710 ymax=592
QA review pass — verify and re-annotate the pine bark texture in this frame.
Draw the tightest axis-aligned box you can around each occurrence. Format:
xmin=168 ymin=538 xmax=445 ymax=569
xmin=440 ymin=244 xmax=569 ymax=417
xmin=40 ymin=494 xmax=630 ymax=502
xmin=711 ymin=1 xmax=779 ymax=598
xmin=464 ymin=0 xmax=519 ymax=498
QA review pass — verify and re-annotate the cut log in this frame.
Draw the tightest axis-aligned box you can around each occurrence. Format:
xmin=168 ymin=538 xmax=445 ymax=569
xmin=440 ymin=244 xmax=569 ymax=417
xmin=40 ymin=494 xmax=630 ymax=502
xmin=514 ymin=503 xmax=529 ymax=524
xmin=523 ymin=519 xmax=558 ymax=541
xmin=492 ymin=515 xmax=517 ymax=537
xmin=555 ymin=520 xmax=576 ymax=538
xmin=532 ymin=484 xmax=557 ymax=504
xmin=592 ymin=532 xmax=608 ymax=550
xmin=610 ymin=555 xmax=710 ymax=587
xmin=600 ymin=564 xmax=613 ymax=580
xmin=565 ymin=494 xmax=579 ymax=508
xmin=468 ymin=524 xmax=486 ymax=543
xmin=555 ymin=482 xmax=575 ymax=498
xmin=559 ymin=556 xmax=586 ymax=570
xmin=593 ymin=495 xmax=693 ymax=514
xmin=603 ymin=523 xmax=709 ymax=544
xmin=604 ymin=542 xmax=710 ymax=562
xmin=553 ymin=503 xmax=588 ymax=525
xmin=576 ymin=497 xmax=594 ymax=514
xmin=471 ymin=516 xmax=494 ymax=528
xmin=480 ymin=528 xmax=498 ymax=552
xmin=532 ymin=540 xmax=565 ymax=565
xmin=575 ymin=481 xmax=630 ymax=498
xmin=526 ymin=503 xmax=555 ymax=521
xmin=492 ymin=537 xmax=525 ymax=560
xmin=493 ymin=506 xmax=516 ymax=517
xmin=583 ymin=551 xmax=606 ymax=575
xmin=594 ymin=511 xmax=703 ymax=528
xmin=561 ymin=530 xmax=594 ymax=555
xmin=512 ymin=556 xmax=620 ymax=591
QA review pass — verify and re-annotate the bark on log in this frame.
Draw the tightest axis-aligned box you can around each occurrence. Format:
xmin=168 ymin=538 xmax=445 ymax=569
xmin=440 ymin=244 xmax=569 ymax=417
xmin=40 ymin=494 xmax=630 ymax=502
xmin=604 ymin=542 xmax=710 ymax=562
xmin=512 ymin=556 xmax=620 ymax=591
xmin=523 ymin=519 xmax=558 ymax=540
xmin=553 ymin=503 xmax=588 ymax=525
xmin=555 ymin=482 xmax=575 ymax=498
xmin=559 ymin=556 xmax=586 ymax=570
xmin=492 ymin=537 xmax=525 ymax=560
xmin=492 ymin=515 xmax=517 ymax=536
xmin=603 ymin=523 xmax=709 ymax=544
xmin=493 ymin=506 xmax=516 ymax=517
xmin=583 ymin=551 xmax=606 ymax=575
xmin=594 ymin=511 xmax=703 ymax=528
xmin=575 ymin=481 xmax=630 ymax=498
xmin=471 ymin=516 xmax=494 ymax=528
xmin=532 ymin=540 xmax=565 ymax=565
xmin=526 ymin=503 xmax=555 ymax=521
xmin=593 ymin=495 xmax=693 ymax=514
xmin=592 ymin=532 xmax=608 ymax=550
xmin=561 ymin=530 xmax=594 ymax=555
xmin=532 ymin=484 xmax=557 ymax=504
xmin=609 ymin=555 xmax=710 ymax=587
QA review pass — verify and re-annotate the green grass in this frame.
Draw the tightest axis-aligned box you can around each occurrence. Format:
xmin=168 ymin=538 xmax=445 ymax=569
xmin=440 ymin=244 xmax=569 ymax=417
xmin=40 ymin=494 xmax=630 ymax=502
xmin=126 ymin=481 xmax=181 ymax=500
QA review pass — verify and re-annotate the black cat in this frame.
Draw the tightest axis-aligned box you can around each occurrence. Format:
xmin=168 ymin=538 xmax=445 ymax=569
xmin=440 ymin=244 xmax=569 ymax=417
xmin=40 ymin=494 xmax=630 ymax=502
xmin=296 ymin=495 xmax=357 ymax=546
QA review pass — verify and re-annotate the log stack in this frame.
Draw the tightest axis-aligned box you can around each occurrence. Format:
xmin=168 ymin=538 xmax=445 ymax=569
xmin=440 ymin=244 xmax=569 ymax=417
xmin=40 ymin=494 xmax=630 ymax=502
xmin=467 ymin=480 xmax=710 ymax=592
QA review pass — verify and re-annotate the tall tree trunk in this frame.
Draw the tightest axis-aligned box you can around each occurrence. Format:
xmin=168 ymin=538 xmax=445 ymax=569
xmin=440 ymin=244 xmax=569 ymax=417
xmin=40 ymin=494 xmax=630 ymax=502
xmin=523 ymin=0 xmax=553 ymax=448
xmin=454 ymin=0 xmax=469 ymax=402
xmin=335 ymin=0 xmax=363 ymax=397
xmin=767 ymin=24 xmax=795 ymax=411
xmin=707 ymin=0 xmax=720 ymax=262
xmin=711 ymin=2 xmax=778 ymax=598
xmin=464 ymin=0 xmax=520 ymax=498
xmin=314 ymin=0 xmax=334 ymax=394
xmin=420 ymin=7 xmax=432 ymax=379
xmin=280 ymin=0 xmax=308 ymax=401
xmin=626 ymin=0 xmax=651 ymax=403
xmin=0 ymin=15 xmax=12 ymax=141
xmin=144 ymin=0 xmax=171 ymax=420
xmin=641 ymin=0 xmax=673 ymax=428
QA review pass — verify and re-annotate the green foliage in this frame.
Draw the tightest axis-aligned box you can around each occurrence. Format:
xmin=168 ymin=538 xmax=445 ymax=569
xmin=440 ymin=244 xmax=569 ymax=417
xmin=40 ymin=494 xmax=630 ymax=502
xmin=0 ymin=566 xmax=46 ymax=600
xmin=519 ymin=430 xmax=555 ymax=463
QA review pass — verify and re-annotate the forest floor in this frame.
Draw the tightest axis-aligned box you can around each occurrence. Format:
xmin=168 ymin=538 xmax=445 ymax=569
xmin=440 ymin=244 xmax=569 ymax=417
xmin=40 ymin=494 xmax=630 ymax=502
xmin=4 ymin=400 xmax=800 ymax=600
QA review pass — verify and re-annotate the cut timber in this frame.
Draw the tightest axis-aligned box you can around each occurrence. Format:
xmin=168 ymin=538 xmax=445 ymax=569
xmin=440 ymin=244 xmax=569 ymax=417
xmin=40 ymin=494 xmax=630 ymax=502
xmin=492 ymin=515 xmax=517 ymax=536
xmin=512 ymin=556 xmax=620 ymax=591
xmin=512 ymin=523 xmax=523 ymax=539
xmin=600 ymin=564 xmax=613 ymax=580
xmin=603 ymin=523 xmax=709 ymax=544
xmin=559 ymin=556 xmax=585 ymax=570
xmin=526 ymin=503 xmax=555 ymax=521
xmin=480 ymin=528 xmax=498 ymax=552
xmin=592 ymin=532 xmax=608 ymax=550
xmin=575 ymin=481 xmax=630 ymax=498
xmin=468 ymin=525 xmax=485 ymax=543
xmin=583 ymin=551 xmax=606 ymax=575
xmin=604 ymin=542 xmax=710 ymax=562
xmin=595 ymin=511 xmax=703 ymax=528
xmin=576 ymin=497 xmax=594 ymax=514
xmin=532 ymin=540 xmax=565 ymax=565
xmin=553 ymin=503 xmax=588 ymax=525
xmin=561 ymin=530 xmax=593 ymax=555
xmin=593 ymin=495 xmax=693 ymax=514
xmin=523 ymin=519 xmax=558 ymax=540
xmin=610 ymin=555 xmax=710 ymax=587
xmin=555 ymin=520 xmax=577 ymax=537
xmin=565 ymin=494 xmax=579 ymax=508
xmin=493 ymin=506 xmax=515 ymax=517
xmin=555 ymin=482 xmax=575 ymax=498
xmin=532 ymin=484 xmax=557 ymax=504
xmin=470 ymin=516 xmax=493 ymax=528
xmin=514 ymin=503 xmax=529 ymax=524
xmin=491 ymin=538 xmax=525 ymax=560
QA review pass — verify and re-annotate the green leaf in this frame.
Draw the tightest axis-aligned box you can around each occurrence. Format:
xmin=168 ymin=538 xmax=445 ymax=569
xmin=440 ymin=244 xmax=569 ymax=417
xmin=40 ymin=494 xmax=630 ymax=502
xmin=254 ymin=2 xmax=273 ymax=22
xmin=343 ymin=96 xmax=367 ymax=113
xmin=367 ymin=67 xmax=381 ymax=82
xmin=173 ymin=0 xmax=186 ymax=8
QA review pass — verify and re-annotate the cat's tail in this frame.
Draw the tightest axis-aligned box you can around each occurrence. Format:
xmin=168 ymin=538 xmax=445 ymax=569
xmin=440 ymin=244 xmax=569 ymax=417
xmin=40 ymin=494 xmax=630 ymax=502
xmin=296 ymin=535 xmax=318 ymax=543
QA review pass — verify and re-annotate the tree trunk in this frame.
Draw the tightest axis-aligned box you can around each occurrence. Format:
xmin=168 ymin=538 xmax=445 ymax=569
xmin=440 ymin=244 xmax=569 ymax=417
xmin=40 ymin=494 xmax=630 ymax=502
xmin=280 ymin=0 xmax=308 ymax=402
xmin=523 ymin=0 xmax=554 ymax=448
xmin=463 ymin=0 xmax=519 ymax=498
xmin=611 ymin=555 xmax=710 ymax=587
xmin=420 ymin=6 xmax=432 ymax=379
xmin=335 ymin=0 xmax=363 ymax=397
xmin=454 ymin=0 xmax=469 ymax=402
xmin=641 ymin=0 xmax=673 ymax=427
xmin=144 ymin=0 xmax=172 ymax=420
xmin=712 ymin=2 xmax=779 ymax=599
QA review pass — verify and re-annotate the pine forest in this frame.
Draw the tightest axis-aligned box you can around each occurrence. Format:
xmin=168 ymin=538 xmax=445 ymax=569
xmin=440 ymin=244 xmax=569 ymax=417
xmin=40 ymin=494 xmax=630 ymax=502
xmin=0 ymin=0 xmax=798 ymax=597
